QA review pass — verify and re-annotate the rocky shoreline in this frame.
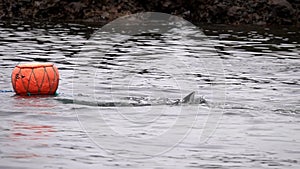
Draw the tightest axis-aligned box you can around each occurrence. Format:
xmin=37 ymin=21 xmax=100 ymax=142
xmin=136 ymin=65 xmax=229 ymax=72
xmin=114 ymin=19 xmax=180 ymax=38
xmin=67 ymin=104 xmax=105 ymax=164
xmin=0 ymin=0 xmax=299 ymax=25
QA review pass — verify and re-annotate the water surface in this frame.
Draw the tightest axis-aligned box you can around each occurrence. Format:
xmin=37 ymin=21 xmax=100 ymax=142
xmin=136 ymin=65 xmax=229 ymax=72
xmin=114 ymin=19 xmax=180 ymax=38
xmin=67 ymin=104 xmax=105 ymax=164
xmin=0 ymin=20 xmax=299 ymax=168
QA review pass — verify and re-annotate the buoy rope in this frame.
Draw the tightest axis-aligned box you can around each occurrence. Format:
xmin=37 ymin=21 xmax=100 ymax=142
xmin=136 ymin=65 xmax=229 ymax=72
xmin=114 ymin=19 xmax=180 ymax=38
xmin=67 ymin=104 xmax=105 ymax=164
xmin=50 ymin=66 xmax=58 ymax=95
xmin=40 ymin=67 xmax=46 ymax=93
xmin=41 ymin=67 xmax=48 ymax=94
xmin=45 ymin=66 xmax=52 ymax=94
xmin=25 ymin=68 xmax=34 ymax=96
xmin=32 ymin=66 xmax=46 ymax=94
xmin=0 ymin=90 xmax=13 ymax=93
xmin=17 ymin=68 xmax=28 ymax=95
xmin=31 ymin=68 xmax=39 ymax=94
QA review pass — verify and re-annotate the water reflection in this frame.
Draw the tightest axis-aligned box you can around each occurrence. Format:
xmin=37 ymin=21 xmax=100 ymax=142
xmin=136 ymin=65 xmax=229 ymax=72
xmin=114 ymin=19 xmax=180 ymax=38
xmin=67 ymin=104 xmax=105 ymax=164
xmin=9 ymin=121 xmax=55 ymax=141
xmin=12 ymin=95 xmax=57 ymax=108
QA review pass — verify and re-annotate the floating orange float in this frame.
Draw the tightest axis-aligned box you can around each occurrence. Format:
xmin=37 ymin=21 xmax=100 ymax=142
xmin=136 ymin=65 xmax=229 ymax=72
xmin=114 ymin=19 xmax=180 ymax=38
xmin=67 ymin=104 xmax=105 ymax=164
xmin=11 ymin=63 xmax=59 ymax=95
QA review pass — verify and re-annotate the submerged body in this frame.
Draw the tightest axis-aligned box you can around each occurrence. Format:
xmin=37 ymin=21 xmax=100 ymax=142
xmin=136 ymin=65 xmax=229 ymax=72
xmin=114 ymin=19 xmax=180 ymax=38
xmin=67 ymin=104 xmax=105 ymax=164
xmin=56 ymin=92 xmax=207 ymax=107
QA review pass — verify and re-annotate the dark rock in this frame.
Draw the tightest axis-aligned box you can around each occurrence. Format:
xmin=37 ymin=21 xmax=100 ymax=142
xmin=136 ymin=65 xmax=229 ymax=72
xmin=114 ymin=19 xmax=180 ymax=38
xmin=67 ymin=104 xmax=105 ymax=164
xmin=227 ymin=6 xmax=245 ymax=17
xmin=268 ymin=0 xmax=296 ymax=24
xmin=269 ymin=0 xmax=294 ymax=9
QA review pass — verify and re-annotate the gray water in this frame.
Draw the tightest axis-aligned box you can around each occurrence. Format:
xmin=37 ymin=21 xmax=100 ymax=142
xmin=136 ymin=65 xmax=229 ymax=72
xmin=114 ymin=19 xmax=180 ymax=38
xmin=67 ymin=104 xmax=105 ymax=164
xmin=0 ymin=20 xmax=299 ymax=169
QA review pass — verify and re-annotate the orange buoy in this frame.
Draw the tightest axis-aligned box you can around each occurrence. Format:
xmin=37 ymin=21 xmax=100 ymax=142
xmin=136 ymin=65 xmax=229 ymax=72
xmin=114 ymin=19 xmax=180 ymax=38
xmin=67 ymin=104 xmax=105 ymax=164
xmin=11 ymin=63 xmax=59 ymax=95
